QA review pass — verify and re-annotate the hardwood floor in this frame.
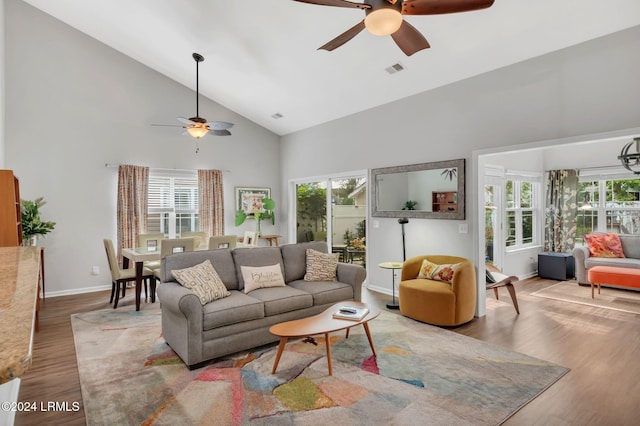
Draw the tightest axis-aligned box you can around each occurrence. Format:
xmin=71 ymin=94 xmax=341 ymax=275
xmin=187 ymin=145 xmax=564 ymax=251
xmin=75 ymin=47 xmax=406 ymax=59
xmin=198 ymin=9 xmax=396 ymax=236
xmin=15 ymin=277 xmax=640 ymax=425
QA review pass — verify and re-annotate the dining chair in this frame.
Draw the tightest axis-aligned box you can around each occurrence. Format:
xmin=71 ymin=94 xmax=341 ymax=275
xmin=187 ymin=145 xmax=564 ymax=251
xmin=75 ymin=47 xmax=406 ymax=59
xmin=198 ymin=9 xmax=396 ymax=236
xmin=181 ymin=231 xmax=208 ymax=249
xmin=137 ymin=232 xmax=165 ymax=270
xmin=239 ymin=231 xmax=259 ymax=248
xmin=151 ymin=237 xmax=196 ymax=286
xmin=208 ymin=235 xmax=237 ymax=250
xmin=103 ymin=239 xmax=154 ymax=309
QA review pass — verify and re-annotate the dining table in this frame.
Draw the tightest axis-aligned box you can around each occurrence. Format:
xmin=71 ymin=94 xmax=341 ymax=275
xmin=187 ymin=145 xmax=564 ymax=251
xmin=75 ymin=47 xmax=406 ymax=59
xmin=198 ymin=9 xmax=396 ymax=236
xmin=121 ymin=247 xmax=161 ymax=311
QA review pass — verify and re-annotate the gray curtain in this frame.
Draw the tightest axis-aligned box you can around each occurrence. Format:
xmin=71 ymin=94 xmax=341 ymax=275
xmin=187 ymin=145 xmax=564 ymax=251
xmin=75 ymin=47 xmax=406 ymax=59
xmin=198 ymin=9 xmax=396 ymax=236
xmin=544 ymin=169 xmax=578 ymax=252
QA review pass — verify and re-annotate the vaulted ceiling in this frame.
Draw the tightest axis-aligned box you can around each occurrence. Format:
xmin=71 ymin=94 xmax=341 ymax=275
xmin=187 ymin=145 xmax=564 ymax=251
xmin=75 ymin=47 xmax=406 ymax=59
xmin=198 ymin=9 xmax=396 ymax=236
xmin=22 ymin=0 xmax=640 ymax=136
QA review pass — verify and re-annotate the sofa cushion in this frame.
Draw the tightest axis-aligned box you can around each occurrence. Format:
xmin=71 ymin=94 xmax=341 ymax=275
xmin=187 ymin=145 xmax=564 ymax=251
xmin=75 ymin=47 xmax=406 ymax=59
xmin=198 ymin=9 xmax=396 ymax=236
xmin=619 ymin=234 xmax=640 ymax=259
xmin=288 ymin=279 xmax=354 ymax=306
xmin=243 ymin=285 xmax=313 ymax=316
xmin=304 ymin=248 xmax=338 ymax=281
xmin=240 ymin=264 xmax=286 ymax=293
xmin=585 ymin=233 xmax=625 ymax=258
xmin=281 ymin=241 xmax=328 ymax=283
xmin=232 ymin=247 xmax=285 ymax=291
xmin=417 ymin=259 xmax=461 ymax=284
xmin=171 ymin=260 xmax=231 ymax=305
xmin=202 ymin=291 xmax=265 ymax=331
xmin=163 ymin=249 xmax=239 ymax=290
xmin=585 ymin=257 xmax=640 ymax=270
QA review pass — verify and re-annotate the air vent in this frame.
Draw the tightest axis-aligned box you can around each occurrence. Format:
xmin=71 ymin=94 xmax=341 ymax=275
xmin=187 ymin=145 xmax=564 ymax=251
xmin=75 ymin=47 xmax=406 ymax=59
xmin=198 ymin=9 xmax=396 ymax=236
xmin=385 ymin=63 xmax=405 ymax=74
xmin=271 ymin=113 xmax=284 ymax=119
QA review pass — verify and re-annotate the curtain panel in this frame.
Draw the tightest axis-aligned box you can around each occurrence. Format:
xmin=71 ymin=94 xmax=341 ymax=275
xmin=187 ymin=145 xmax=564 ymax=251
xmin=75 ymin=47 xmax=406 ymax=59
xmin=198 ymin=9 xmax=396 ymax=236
xmin=117 ymin=165 xmax=149 ymax=266
xmin=544 ymin=169 xmax=578 ymax=252
xmin=198 ymin=169 xmax=224 ymax=238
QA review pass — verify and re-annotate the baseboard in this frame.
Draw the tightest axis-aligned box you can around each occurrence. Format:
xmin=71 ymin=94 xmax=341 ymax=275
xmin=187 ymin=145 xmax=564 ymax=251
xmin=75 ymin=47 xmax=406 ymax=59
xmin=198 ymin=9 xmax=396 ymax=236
xmin=364 ymin=283 xmax=392 ymax=297
xmin=44 ymin=284 xmax=112 ymax=298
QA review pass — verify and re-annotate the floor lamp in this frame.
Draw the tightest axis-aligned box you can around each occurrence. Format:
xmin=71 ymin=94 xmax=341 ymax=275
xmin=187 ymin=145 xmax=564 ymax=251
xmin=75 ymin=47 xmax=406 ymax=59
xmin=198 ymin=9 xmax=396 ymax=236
xmin=398 ymin=217 xmax=408 ymax=262
xmin=385 ymin=217 xmax=408 ymax=310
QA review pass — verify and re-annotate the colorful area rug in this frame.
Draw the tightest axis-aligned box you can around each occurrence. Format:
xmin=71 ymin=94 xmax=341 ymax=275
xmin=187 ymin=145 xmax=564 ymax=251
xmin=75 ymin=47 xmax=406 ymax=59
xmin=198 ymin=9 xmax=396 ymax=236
xmin=531 ymin=279 xmax=640 ymax=314
xmin=72 ymin=305 xmax=569 ymax=425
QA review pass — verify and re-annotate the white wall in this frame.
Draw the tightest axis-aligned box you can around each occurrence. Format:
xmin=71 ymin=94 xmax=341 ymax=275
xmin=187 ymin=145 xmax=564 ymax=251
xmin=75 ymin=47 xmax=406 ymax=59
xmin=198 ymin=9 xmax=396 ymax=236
xmin=3 ymin=0 xmax=281 ymax=296
xmin=281 ymin=25 xmax=640 ymax=303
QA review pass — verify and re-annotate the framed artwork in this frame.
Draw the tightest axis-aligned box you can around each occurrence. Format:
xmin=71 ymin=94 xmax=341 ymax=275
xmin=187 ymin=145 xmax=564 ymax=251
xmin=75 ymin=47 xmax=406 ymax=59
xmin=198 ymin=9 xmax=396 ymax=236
xmin=235 ymin=187 xmax=271 ymax=218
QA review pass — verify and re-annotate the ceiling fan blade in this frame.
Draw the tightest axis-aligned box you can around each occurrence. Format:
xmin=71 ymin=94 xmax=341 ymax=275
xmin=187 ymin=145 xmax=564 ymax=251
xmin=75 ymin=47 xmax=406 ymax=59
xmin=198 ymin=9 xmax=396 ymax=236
xmin=177 ymin=117 xmax=196 ymax=125
xmin=210 ymin=129 xmax=232 ymax=136
xmin=151 ymin=124 xmax=183 ymax=127
xmin=293 ymin=0 xmax=370 ymax=9
xmin=208 ymin=121 xmax=234 ymax=130
xmin=391 ymin=20 xmax=430 ymax=56
xmin=402 ymin=0 xmax=494 ymax=15
xmin=319 ymin=20 xmax=366 ymax=51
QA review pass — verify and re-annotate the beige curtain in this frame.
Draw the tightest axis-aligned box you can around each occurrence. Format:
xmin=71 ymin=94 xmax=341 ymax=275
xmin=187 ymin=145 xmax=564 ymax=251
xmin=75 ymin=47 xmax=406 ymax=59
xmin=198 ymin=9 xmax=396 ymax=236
xmin=117 ymin=165 xmax=149 ymax=266
xmin=198 ymin=169 xmax=224 ymax=237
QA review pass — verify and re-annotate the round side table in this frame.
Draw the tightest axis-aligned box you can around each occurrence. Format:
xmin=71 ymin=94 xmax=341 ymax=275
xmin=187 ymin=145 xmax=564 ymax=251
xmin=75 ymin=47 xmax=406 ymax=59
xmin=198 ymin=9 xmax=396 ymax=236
xmin=378 ymin=261 xmax=403 ymax=310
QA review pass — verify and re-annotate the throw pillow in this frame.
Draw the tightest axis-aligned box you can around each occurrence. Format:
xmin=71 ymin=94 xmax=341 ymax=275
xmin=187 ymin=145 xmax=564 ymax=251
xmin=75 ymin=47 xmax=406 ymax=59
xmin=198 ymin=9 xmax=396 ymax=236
xmin=417 ymin=259 xmax=461 ymax=284
xmin=584 ymin=233 xmax=625 ymax=258
xmin=304 ymin=249 xmax=338 ymax=282
xmin=241 ymin=264 xmax=286 ymax=293
xmin=172 ymin=259 xmax=230 ymax=305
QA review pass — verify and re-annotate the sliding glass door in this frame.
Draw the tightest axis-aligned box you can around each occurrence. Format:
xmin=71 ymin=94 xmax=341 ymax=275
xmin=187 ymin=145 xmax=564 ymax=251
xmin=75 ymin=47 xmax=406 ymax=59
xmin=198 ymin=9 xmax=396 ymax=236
xmin=292 ymin=171 xmax=367 ymax=264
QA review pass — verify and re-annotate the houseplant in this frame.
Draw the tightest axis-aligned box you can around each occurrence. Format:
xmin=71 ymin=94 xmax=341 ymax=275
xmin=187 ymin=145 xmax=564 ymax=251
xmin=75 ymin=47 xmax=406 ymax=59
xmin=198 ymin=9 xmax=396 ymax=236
xmin=21 ymin=197 xmax=56 ymax=245
xmin=235 ymin=197 xmax=275 ymax=236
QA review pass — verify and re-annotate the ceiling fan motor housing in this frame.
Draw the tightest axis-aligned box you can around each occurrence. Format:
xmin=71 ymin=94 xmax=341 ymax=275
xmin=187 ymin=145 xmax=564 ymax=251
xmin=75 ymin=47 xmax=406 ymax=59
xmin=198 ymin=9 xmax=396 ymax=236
xmin=365 ymin=0 xmax=402 ymax=16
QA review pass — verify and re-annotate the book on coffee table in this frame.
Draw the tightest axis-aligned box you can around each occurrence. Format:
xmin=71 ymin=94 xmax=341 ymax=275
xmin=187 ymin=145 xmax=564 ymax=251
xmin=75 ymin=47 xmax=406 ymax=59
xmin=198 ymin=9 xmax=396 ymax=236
xmin=332 ymin=305 xmax=369 ymax=321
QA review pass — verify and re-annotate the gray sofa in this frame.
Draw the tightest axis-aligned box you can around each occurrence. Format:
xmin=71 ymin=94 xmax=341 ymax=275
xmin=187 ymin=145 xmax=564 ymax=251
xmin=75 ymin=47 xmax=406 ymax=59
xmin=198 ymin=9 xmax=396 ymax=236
xmin=573 ymin=233 xmax=640 ymax=285
xmin=156 ymin=241 xmax=366 ymax=369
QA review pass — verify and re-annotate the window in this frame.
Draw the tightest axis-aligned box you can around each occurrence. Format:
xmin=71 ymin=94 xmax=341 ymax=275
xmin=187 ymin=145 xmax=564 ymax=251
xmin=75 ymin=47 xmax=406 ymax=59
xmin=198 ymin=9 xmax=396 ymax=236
xmin=505 ymin=179 xmax=538 ymax=248
xmin=147 ymin=170 xmax=199 ymax=238
xmin=576 ymin=178 xmax=640 ymax=242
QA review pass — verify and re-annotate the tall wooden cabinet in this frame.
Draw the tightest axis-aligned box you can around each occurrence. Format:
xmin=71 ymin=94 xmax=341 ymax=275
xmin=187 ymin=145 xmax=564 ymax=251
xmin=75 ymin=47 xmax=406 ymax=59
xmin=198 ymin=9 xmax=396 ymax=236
xmin=0 ymin=170 xmax=23 ymax=247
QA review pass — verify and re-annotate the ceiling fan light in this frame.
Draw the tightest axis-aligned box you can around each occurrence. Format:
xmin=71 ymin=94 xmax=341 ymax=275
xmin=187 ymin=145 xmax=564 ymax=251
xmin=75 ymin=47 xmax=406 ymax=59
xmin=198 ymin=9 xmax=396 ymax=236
xmin=364 ymin=9 xmax=402 ymax=36
xmin=187 ymin=125 xmax=209 ymax=139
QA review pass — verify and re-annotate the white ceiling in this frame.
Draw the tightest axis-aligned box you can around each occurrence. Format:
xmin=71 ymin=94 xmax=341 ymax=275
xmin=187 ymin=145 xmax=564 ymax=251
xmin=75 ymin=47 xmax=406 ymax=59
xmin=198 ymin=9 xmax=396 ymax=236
xmin=22 ymin=0 xmax=640 ymax=136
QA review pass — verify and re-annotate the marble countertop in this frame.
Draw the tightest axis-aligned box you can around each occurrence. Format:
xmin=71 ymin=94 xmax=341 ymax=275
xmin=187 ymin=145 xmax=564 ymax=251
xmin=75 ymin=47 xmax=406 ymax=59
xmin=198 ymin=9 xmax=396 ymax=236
xmin=0 ymin=246 xmax=41 ymax=384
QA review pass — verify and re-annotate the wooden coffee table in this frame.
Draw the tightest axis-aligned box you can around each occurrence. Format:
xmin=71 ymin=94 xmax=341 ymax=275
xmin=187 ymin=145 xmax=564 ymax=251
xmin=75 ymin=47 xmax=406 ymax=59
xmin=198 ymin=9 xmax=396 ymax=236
xmin=269 ymin=301 xmax=380 ymax=376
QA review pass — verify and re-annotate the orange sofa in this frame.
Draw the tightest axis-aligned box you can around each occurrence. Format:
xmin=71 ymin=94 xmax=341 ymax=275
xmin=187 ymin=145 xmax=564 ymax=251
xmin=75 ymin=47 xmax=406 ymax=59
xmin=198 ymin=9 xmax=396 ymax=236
xmin=399 ymin=255 xmax=476 ymax=326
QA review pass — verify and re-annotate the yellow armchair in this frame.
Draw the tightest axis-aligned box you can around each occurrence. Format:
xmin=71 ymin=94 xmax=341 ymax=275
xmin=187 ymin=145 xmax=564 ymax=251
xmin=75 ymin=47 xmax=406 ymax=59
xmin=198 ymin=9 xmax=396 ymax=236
xmin=399 ymin=255 xmax=477 ymax=326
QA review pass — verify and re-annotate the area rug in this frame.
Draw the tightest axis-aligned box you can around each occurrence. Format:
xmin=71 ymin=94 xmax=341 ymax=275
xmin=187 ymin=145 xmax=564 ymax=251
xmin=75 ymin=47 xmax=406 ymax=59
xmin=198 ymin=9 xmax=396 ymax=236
xmin=531 ymin=279 xmax=640 ymax=314
xmin=72 ymin=306 xmax=569 ymax=425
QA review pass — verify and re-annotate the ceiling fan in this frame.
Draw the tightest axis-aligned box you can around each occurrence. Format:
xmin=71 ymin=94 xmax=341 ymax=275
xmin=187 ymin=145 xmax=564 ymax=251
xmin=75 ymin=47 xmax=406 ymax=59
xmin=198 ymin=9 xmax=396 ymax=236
xmin=153 ymin=53 xmax=234 ymax=139
xmin=293 ymin=0 xmax=495 ymax=56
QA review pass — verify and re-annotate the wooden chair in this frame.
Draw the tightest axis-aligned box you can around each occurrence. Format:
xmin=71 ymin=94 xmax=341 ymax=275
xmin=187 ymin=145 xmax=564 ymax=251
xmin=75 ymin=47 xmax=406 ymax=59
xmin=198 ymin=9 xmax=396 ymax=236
xmin=208 ymin=235 xmax=237 ymax=249
xmin=485 ymin=264 xmax=520 ymax=314
xmin=103 ymin=239 xmax=153 ymax=309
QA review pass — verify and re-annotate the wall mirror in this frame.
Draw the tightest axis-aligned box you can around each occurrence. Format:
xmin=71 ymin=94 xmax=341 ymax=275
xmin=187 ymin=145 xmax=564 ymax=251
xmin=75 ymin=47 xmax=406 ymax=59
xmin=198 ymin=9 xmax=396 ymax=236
xmin=371 ymin=159 xmax=465 ymax=220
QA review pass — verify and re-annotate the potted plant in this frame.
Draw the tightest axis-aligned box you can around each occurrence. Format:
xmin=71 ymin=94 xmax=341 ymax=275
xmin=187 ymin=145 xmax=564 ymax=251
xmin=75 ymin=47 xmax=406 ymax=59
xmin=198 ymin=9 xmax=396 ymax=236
xmin=235 ymin=197 xmax=275 ymax=236
xmin=21 ymin=197 xmax=56 ymax=246
xmin=402 ymin=200 xmax=418 ymax=210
